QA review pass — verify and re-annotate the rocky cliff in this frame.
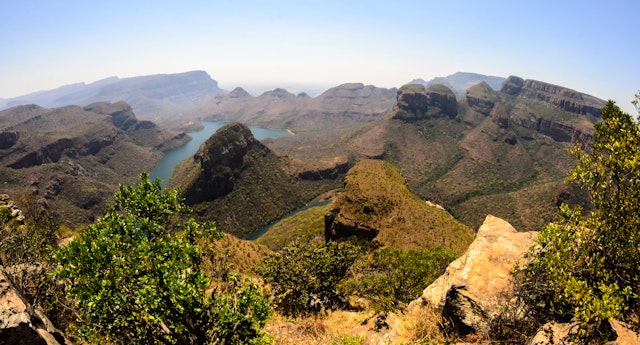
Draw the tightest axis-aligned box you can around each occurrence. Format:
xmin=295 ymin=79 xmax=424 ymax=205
xmin=391 ymin=84 xmax=458 ymax=121
xmin=501 ymin=76 xmax=605 ymax=117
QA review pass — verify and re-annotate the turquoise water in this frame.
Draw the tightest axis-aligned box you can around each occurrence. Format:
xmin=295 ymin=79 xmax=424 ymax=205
xmin=149 ymin=121 xmax=291 ymax=185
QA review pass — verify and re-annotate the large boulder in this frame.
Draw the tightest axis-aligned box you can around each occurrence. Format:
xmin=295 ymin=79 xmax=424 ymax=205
xmin=0 ymin=267 xmax=68 ymax=344
xmin=410 ymin=215 xmax=538 ymax=335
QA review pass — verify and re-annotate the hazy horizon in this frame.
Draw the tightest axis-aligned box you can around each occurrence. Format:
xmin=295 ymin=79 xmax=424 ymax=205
xmin=1 ymin=1 xmax=638 ymax=113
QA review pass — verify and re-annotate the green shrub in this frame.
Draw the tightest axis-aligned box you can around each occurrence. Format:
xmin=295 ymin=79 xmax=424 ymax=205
xmin=256 ymin=240 xmax=362 ymax=317
xmin=342 ymin=247 xmax=456 ymax=311
xmin=515 ymin=100 xmax=640 ymax=340
xmin=53 ymin=174 xmax=271 ymax=345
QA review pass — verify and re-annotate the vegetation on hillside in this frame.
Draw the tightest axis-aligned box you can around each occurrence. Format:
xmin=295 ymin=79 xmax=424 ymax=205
xmin=512 ymin=99 xmax=640 ymax=341
xmin=328 ymin=159 xmax=474 ymax=254
xmin=53 ymin=174 xmax=271 ymax=345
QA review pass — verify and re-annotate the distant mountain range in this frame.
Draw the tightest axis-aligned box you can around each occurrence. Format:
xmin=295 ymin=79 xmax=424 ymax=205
xmin=0 ymin=71 xmax=224 ymax=122
xmin=408 ymin=72 xmax=506 ymax=99
xmin=0 ymin=71 xmax=504 ymax=128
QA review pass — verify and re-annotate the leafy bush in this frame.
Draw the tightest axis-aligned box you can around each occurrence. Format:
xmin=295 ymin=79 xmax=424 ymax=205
xmin=342 ymin=247 xmax=456 ymax=311
xmin=255 ymin=240 xmax=362 ymax=317
xmin=53 ymin=174 xmax=271 ymax=345
xmin=515 ymin=100 xmax=640 ymax=339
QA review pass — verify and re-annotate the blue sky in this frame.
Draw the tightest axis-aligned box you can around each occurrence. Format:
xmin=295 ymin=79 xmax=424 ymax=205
xmin=1 ymin=0 xmax=638 ymax=113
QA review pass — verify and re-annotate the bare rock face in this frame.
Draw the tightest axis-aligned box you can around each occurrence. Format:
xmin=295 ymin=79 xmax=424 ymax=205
xmin=500 ymin=76 xmax=524 ymax=95
xmin=0 ymin=267 xmax=68 ymax=344
xmin=0 ymin=131 xmax=19 ymax=149
xmin=410 ymin=215 xmax=538 ymax=335
xmin=501 ymin=76 xmax=605 ymax=118
xmin=392 ymin=84 xmax=457 ymax=121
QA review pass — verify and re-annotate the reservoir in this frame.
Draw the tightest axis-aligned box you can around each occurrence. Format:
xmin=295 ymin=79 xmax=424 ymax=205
xmin=149 ymin=121 xmax=291 ymax=185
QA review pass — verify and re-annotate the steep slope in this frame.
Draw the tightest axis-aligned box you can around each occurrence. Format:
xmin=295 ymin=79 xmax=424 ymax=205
xmin=166 ymin=122 xmax=344 ymax=237
xmin=0 ymin=102 xmax=188 ymax=227
xmin=0 ymin=71 xmax=223 ymax=122
xmin=325 ymin=160 xmax=474 ymax=254
xmin=189 ymin=83 xmax=396 ymax=131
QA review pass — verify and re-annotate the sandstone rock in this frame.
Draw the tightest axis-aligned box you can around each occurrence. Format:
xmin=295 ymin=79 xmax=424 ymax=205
xmin=525 ymin=320 xmax=639 ymax=345
xmin=517 ymin=79 xmax=605 ymax=117
xmin=501 ymin=76 xmax=524 ymax=95
xmin=392 ymin=84 xmax=457 ymax=121
xmin=410 ymin=215 xmax=538 ymax=335
xmin=0 ymin=267 xmax=68 ymax=344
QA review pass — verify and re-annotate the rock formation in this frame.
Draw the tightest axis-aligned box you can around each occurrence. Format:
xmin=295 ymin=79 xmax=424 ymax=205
xmin=391 ymin=84 xmax=458 ymax=121
xmin=410 ymin=215 xmax=538 ymax=335
xmin=0 ymin=268 xmax=68 ymax=344
xmin=0 ymin=195 xmax=25 ymax=224
xmin=501 ymin=76 xmax=605 ymax=117
xmin=176 ymin=122 xmax=273 ymax=204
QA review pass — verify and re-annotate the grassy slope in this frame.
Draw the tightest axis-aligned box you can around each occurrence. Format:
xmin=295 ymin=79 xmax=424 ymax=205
xmin=331 ymin=160 xmax=474 ymax=254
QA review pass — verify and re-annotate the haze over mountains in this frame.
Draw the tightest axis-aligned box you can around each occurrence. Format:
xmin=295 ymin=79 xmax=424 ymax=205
xmin=0 ymin=71 xmax=224 ymax=122
xmin=0 ymin=69 xmax=607 ymax=233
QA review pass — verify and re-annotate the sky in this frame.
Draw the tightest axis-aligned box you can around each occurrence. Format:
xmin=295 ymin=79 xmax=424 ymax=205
xmin=1 ymin=0 xmax=638 ymax=113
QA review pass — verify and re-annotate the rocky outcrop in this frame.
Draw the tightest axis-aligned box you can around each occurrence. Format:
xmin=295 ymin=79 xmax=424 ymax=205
xmin=512 ymin=116 xmax=592 ymax=147
xmin=526 ymin=319 xmax=640 ymax=345
xmin=297 ymin=159 xmax=350 ymax=181
xmin=501 ymin=76 xmax=605 ymax=117
xmin=410 ymin=215 xmax=538 ymax=335
xmin=0 ymin=131 xmax=19 ymax=149
xmin=178 ymin=122 xmax=272 ymax=204
xmin=392 ymin=84 xmax=458 ymax=121
xmin=464 ymin=83 xmax=495 ymax=116
xmin=0 ymin=195 xmax=25 ymax=223
xmin=0 ymin=267 xmax=68 ymax=344
xmin=500 ymin=76 xmax=524 ymax=95
xmin=8 ymin=138 xmax=74 ymax=169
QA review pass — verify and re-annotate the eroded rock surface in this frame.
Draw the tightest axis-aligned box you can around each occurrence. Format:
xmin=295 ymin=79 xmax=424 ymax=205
xmin=410 ymin=215 xmax=537 ymax=335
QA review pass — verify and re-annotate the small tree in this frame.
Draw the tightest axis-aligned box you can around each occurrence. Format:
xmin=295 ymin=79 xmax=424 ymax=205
xmin=53 ymin=174 xmax=270 ymax=345
xmin=255 ymin=240 xmax=362 ymax=317
xmin=516 ymin=100 xmax=640 ymax=338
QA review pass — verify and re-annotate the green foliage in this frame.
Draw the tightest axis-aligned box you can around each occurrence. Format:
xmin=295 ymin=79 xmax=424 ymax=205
xmin=53 ymin=173 xmax=271 ymax=345
xmin=342 ymin=247 xmax=457 ymax=311
xmin=516 ymin=101 xmax=640 ymax=339
xmin=255 ymin=240 xmax=363 ymax=317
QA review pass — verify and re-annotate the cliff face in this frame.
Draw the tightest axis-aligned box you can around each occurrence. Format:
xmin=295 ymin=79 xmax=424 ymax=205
xmin=391 ymin=84 xmax=458 ymax=121
xmin=501 ymin=76 xmax=605 ymax=117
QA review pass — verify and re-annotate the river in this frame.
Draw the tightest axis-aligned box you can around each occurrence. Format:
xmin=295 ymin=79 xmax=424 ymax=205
xmin=149 ymin=121 xmax=291 ymax=185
